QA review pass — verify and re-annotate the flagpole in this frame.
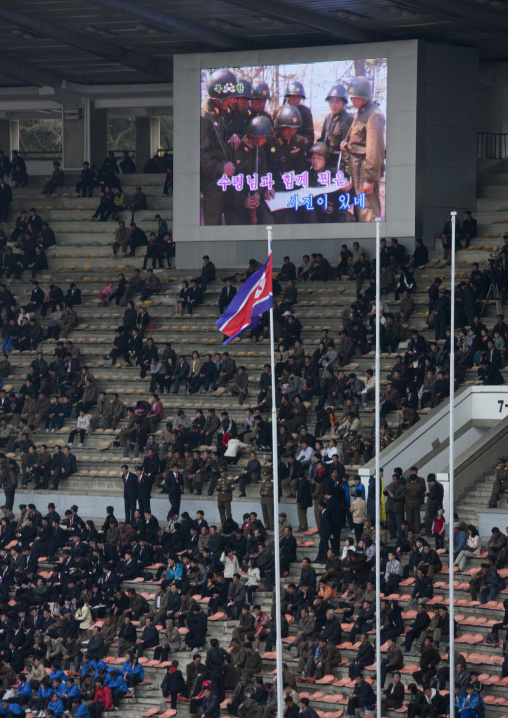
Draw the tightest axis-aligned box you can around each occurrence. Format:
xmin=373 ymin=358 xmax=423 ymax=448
xmin=374 ymin=217 xmax=382 ymax=718
xmin=267 ymin=225 xmax=284 ymax=717
xmin=449 ymin=211 xmax=456 ymax=718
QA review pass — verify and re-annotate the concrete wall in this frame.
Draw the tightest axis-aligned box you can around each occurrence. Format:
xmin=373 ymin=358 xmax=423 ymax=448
xmin=63 ymin=115 xmax=85 ymax=170
xmin=174 ymin=39 xmax=421 ymax=269
xmin=419 ymin=44 xmax=479 ymax=241
xmin=359 ymin=385 xmax=508 ymax=485
xmin=478 ymin=62 xmax=508 ymax=135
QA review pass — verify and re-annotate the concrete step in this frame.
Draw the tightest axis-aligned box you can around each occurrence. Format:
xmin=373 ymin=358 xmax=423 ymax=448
xmin=478 ymin=185 xmax=508 ymax=200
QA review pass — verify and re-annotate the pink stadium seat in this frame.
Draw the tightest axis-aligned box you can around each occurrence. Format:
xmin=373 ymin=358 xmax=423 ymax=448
xmin=315 ymin=675 xmax=335 ymax=685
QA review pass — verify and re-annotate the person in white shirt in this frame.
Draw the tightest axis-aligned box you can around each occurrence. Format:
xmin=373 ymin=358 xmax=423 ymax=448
xmin=245 ymin=559 xmax=261 ymax=602
xmin=296 ymin=440 xmax=314 ymax=467
xmin=220 ymin=547 xmax=240 ymax=579
xmin=224 ymin=433 xmax=248 ymax=464
xmin=321 ymin=439 xmax=339 ymax=465
xmin=360 ymin=369 xmax=376 ymax=409
xmin=68 ymin=409 xmax=90 ymax=448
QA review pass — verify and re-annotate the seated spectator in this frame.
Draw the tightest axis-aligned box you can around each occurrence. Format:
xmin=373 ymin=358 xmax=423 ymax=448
xmin=346 ymin=673 xmax=375 ymax=717
xmin=129 ymin=186 xmax=147 ymax=222
xmin=42 ymin=161 xmax=65 ymax=195
xmin=92 ymin=186 xmax=115 ymax=222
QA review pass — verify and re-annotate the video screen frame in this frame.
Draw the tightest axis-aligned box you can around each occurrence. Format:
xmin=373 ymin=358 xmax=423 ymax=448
xmin=200 ymin=58 xmax=387 ymax=227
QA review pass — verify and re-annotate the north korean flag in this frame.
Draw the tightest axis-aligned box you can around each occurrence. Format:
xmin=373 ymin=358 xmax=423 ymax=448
xmin=215 ymin=254 xmax=273 ymax=345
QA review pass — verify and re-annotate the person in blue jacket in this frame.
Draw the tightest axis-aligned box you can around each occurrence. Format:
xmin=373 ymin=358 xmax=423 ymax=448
xmin=49 ymin=666 xmax=66 ymax=683
xmin=121 ymin=653 xmax=144 ymax=697
xmin=50 ymin=679 xmax=64 ymax=698
xmin=73 ymin=698 xmax=89 ymax=718
xmin=32 ymin=677 xmax=53 ymax=714
xmin=46 ymin=693 xmax=64 ymax=718
xmin=16 ymin=676 xmax=33 ymax=706
xmin=108 ymin=670 xmax=128 ymax=710
xmin=353 ymin=476 xmax=366 ymax=500
xmin=61 ymin=679 xmax=79 ymax=713
xmin=459 ymin=685 xmax=485 ymax=718
xmin=340 ymin=475 xmax=354 ymax=530
xmin=0 ymin=699 xmax=25 ymax=718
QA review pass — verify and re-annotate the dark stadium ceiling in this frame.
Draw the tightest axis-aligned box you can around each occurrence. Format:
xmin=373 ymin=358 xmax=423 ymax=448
xmin=0 ymin=0 xmax=507 ymax=89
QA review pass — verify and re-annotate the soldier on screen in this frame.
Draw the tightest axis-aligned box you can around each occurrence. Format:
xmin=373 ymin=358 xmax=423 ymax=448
xmin=225 ymin=79 xmax=254 ymax=149
xmin=341 ymin=76 xmax=386 ymax=222
xmin=282 ymin=81 xmax=315 ymax=147
xmin=200 ymin=68 xmax=237 ymax=226
xmin=266 ymin=105 xmax=309 ymax=224
xmin=308 ymin=143 xmax=352 ymax=224
xmin=250 ymin=81 xmax=273 ymax=122
xmin=318 ymin=84 xmax=353 ymax=173
xmin=229 ymin=116 xmax=275 ymax=225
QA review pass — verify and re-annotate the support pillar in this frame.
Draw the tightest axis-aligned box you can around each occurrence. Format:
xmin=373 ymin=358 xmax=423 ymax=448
xmin=135 ymin=116 xmax=160 ymax=170
xmin=89 ymin=103 xmax=107 ymax=169
xmin=63 ymin=113 xmax=85 ymax=170
xmin=9 ymin=121 xmax=19 ymax=153
xmin=0 ymin=121 xmax=11 ymax=156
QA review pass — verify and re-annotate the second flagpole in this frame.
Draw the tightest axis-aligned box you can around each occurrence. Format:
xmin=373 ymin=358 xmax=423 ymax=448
xmin=267 ymin=224 xmax=284 ymax=718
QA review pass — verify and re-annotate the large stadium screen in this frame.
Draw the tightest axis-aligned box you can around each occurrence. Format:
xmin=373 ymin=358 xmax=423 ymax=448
xmin=200 ymin=58 xmax=387 ymax=227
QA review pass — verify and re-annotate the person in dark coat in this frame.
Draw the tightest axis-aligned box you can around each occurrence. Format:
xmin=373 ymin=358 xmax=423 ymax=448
xmin=200 ymin=685 xmax=220 ymax=718
xmin=218 ymin=280 xmax=237 ymax=315
xmin=121 ymin=464 xmax=137 ymax=525
xmin=135 ymin=616 xmax=159 ymax=657
xmin=165 ymin=470 xmax=182 ymax=519
xmin=381 ymin=672 xmax=405 ymax=713
xmin=134 ymin=466 xmax=152 ymax=515
xmin=346 ymin=674 xmax=376 ymax=717
xmin=185 ymin=605 xmax=208 ymax=651
xmin=348 ymin=634 xmax=375 ymax=679
xmin=205 ymin=638 xmax=231 ymax=702
xmin=161 ymin=660 xmax=187 ymax=709
xmin=316 ymin=501 xmax=331 ymax=563
xmin=412 ymin=637 xmax=441 ymax=686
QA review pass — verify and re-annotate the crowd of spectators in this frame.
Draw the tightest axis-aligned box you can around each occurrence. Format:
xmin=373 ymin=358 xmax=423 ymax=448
xmin=0 ymin=165 xmax=502 ymax=718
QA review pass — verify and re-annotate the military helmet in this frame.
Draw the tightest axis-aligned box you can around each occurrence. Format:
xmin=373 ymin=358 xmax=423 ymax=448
xmin=207 ymin=69 xmax=237 ymax=100
xmin=326 ymin=84 xmax=348 ymax=103
xmin=234 ymin=79 xmax=253 ymax=99
xmin=245 ymin=116 xmax=273 ymax=138
xmin=310 ymin=142 xmax=330 ymax=160
xmin=347 ymin=76 xmax=372 ymax=100
xmin=276 ymin=106 xmax=302 ymax=128
xmin=285 ymin=80 xmax=306 ymax=99
xmin=252 ymin=81 xmax=271 ymax=99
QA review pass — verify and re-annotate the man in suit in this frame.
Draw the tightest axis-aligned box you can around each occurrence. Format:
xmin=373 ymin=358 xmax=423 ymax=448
xmin=237 ymin=451 xmax=261 ymax=496
xmin=135 ymin=465 xmax=151 ymax=515
xmin=122 ymin=464 xmax=137 ymax=524
xmin=171 ymin=355 xmax=190 ymax=394
xmin=206 ymin=638 xmax=231 ymax=702
xmin=165 ymin=469 xmax=182 ymax=519
xmin=316 ymin=500 xmax=331 ymax=563
xmin=218 ymin=279 xmax=237 ymax=315
xmin=65 ymin=283 xmax=82 ymax=306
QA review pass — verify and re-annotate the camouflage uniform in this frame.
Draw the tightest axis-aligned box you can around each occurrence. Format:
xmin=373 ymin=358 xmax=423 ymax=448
xmin=217 ymin=472 xmax=235 ymax=527
xmin=345 ymin=99 xmax=385 ymax=222
xmin=489 ymin=459 xmax=508 ymax=507
xmin=318 ymin=110 xmax=353 ymax=172
xmin=344 ymin=432 xmax=362 ymax=465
